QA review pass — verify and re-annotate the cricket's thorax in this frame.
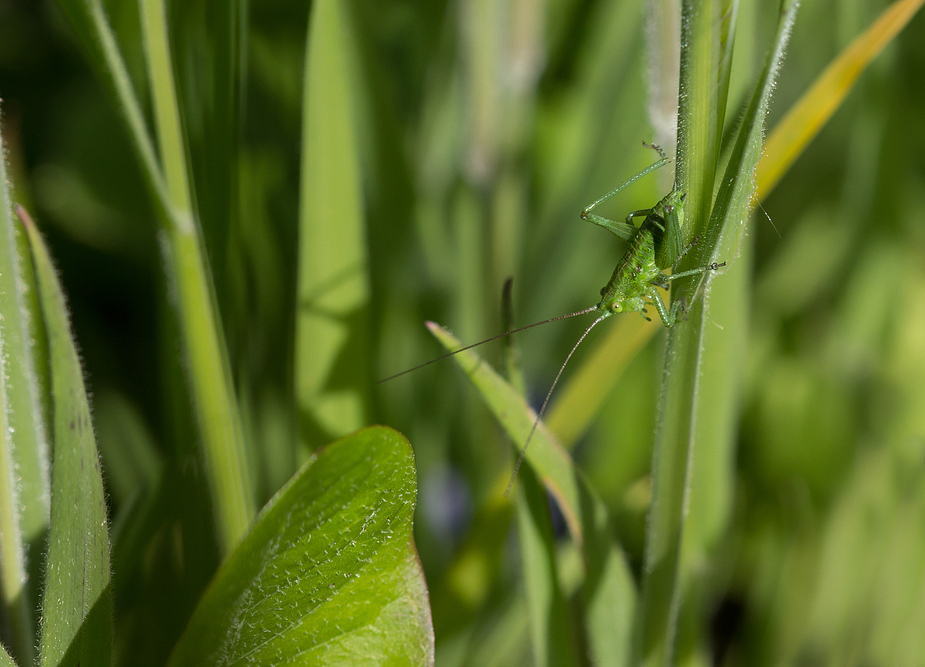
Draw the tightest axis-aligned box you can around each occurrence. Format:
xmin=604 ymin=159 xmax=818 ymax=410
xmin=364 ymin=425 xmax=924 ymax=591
xmin=595 ymin=190 xmax=684 ymax=317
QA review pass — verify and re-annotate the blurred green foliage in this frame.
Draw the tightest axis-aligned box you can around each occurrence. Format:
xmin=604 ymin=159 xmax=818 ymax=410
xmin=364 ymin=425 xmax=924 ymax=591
xmin=1 ymin=0 xmax=925 ymax=664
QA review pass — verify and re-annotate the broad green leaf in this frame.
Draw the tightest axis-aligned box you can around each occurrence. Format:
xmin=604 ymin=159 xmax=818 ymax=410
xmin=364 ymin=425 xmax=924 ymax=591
xmin=428 ymin=323 xmax=635 ymax=667
xmin=296 ymin=0 xmax=369 ymax=448
xmin=20 ymin=208 xmax=111 ymax=667
xmin=0 ymin=114 xmax=50 ymax=665
xmin=637 ymin=2 xmax=799 ymax=665
xmin=0 ymin=645 xmax=16 ymax=667
xmin=140 ymin=0 xmax=255 ymax=553
xmin=168 ymin=426 xmax=433 ymax=667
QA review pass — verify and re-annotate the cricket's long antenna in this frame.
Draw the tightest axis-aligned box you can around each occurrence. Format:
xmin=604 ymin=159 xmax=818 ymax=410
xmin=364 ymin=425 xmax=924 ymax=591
xmin=504 ymin=312 xmax=608 ymax=497
xmin=755 ymin=197 xmax=781 ymax=239
xmin=377 ymin=306 xmax=598 ymax=384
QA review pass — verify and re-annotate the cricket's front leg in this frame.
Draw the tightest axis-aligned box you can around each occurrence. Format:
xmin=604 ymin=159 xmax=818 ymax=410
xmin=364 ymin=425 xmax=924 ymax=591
xmin=647 ymin=288 xmax=675 ymax=327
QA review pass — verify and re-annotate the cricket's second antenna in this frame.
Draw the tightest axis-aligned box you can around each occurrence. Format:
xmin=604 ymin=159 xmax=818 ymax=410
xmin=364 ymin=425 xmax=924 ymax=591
xmin=504 ymin=312 xmax=608 ymax=497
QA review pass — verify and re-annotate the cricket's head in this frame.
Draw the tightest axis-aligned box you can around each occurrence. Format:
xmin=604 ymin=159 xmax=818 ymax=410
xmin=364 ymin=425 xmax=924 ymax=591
xmin=655 ymin=190 xmax=686 ymax=227
xmin=597 ymin=294 xmax=648 ymax=317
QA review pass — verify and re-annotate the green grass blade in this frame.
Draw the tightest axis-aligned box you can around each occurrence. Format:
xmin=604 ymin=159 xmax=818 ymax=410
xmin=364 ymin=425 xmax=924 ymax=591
xmin=51 ymin=0 xmax=172 ymax=219
xmin=0 ymin=118 xmax=50 ymax=665
xmin=427 ymin=323 xmax=582 ymax=540
xmin=515 ymin=464 xmax=579 ymax=667
xmin=169 ymin=0 xmax=245 ymax=289
xmin=140 ymin=0 xmax=254 ymax=553
xmin=638 ymin=2 xmax=799 ymax=664
xmin=428 ymin=322 xmax=635 ymax=667
xmin=19 ymin=209 xmax=111 ymax=667
xmin=55 ymin=0 xmax=255 ymax=554
xmin=296 ymin=0 xmax=369 ymax=449
xmin=714 ymin=0 xmax=740 ymax=148
xmin=167 ymin=426 xmax=433 ymax=666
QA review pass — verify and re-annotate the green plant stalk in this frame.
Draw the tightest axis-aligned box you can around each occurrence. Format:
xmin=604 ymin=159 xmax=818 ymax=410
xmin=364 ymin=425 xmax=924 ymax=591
xmin=637 ymin=1 xmax=799 ymax=663
xmin=139 ymin=0 xmax=253 ymax=553
xmin=674 ymin=1 xmax=723 ymax=235
xmin=636 ymin=3 xmax=729 ymax=662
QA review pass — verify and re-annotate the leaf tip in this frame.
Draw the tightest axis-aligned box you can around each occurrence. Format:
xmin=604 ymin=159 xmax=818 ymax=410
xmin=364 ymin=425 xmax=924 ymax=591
xmin=14 ymin=203 xmax=34 ymax=230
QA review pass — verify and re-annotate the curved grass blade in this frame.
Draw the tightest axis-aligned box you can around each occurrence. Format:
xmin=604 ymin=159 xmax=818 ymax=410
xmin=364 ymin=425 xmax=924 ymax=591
xmin=140 ymin=0 xmax=255 ymax=553
xmin=756 ymin=0 xmax=925 ymax=199
xmin=19 ymin=208 xmax=111 ymax=667
xmin=296 ymin=0 xmax=370 ymax=448
xmin=0 ymin=118 xmax=50 ymax=665
xmin=168 ymin=426 xmax=433 ymax=667
xmin=53 ymin=0 xmax=256 ymax=554
xmin=428 ymin=322 xmax=635 ymax=667
xmin=637 ymin=2 xmax=800 ymax=665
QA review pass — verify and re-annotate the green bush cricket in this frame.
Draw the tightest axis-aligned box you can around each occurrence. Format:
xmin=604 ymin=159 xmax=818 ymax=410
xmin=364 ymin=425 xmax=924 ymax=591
xmin=382 ymin=142 xmax=725 ymax=493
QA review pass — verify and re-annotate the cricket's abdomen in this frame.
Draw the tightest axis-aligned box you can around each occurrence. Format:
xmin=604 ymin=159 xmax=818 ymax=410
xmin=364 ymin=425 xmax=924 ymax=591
xmin=596 ymin=224 xmax=661 ymax=316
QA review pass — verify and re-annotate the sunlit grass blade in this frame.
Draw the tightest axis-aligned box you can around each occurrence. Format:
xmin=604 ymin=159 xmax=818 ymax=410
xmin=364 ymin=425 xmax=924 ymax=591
xmin=168 ymin=427 xmax=433 ymax=666
xmin=637 ymin=2 xmax=799 ymax=664
xmin=140 ymin=0 xmax=254 ymax=554
xmin=428 ymin=322 xmax=635 ymax=667
xmin=296 ymin=0 xmax=370 ymax=449
xmin=756 ymin=0 xmax=925 ymax=199
xmin=19 ymin=208 xmax=111 ymax=667
xmin=0 ymin=118 xmax=50 ymax=665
